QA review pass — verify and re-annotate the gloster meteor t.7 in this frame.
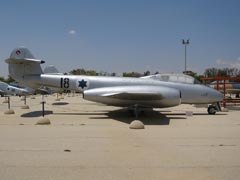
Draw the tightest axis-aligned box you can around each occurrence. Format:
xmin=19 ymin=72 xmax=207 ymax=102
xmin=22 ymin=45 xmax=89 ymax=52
xmin=5 ymin=47 xmax=224 ymax=116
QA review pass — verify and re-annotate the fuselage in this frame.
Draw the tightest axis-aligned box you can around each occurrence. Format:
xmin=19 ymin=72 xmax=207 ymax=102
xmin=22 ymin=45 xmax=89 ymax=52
xmin=21 ymin=74 xmax=223 ymax=105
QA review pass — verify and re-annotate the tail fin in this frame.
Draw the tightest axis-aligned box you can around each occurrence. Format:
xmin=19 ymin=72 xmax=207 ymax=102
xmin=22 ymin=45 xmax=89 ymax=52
xmin=5 ymin=47 xmax=45 ymax=83
xmin=9 ymin=47 xmax=36 ymax=59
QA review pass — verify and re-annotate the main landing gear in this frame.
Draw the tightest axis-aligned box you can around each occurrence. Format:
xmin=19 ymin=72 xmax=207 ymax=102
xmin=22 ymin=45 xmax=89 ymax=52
xmin=128 ymin=105 xmax=153 ymax=119
xmin=128 ymin=105 xmax=141 ymax=119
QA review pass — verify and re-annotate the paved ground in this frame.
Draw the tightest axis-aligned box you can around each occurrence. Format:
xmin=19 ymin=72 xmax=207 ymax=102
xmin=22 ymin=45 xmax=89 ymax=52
xmin=0 ymin=94 xmax=240 ymax=180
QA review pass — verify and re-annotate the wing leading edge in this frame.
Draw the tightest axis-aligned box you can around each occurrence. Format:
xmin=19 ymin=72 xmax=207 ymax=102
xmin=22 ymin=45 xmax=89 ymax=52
xmin=102 ymin=92 xmax=163 ymax=101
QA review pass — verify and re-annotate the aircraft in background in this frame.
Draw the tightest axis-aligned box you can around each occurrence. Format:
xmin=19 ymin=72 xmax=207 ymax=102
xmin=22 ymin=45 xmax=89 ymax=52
xmin=5 ymin=47 xmax=223 ymax=116
xmin=43 ymin=65 xmax=64 ymax=75
xmin=209 ymin=80 xmax=240 ymax=97
xmin=0 ymin=81 xmax=33 ymax=97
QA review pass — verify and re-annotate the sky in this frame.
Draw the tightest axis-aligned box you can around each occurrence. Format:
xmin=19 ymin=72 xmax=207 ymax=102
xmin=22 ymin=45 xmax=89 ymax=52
xmin=1 ymin=0 xmax=240 ymax=77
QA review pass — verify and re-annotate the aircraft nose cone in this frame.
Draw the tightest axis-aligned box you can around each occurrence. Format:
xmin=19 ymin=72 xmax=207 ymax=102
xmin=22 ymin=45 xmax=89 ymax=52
xmin=211 ymin=89 xmax=224 ymax=102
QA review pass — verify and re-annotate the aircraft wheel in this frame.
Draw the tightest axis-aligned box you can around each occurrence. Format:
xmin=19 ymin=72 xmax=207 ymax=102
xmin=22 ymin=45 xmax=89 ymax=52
xmin=208 ymin=105 xmax=216 ymax=115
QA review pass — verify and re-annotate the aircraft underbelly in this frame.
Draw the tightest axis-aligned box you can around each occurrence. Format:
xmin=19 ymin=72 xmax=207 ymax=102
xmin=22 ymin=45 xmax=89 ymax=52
xmin=89 ymin=98 xmax=178 ymax=108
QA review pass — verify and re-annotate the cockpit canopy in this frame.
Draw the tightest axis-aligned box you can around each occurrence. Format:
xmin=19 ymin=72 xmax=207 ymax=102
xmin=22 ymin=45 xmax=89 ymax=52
xmin=142 ymin=73 xmax=201 ymax=84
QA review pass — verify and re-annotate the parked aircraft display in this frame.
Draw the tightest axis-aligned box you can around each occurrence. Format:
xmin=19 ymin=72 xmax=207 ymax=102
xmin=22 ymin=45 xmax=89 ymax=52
xmin=5 ymin=47 xmax=224 ymax=115
xmin=209 ymin=80 xmax=240 ymax=96
xmin=0 ymin=81 xmax=32 ymax=97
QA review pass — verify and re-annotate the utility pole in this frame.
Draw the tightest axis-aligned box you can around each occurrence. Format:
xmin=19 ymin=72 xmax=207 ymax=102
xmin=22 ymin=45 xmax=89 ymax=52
xmin=182 ymin=39 xmax=190 ymax=72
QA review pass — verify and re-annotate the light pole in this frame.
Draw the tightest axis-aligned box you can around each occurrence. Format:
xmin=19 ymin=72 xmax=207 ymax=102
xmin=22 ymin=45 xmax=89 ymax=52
xmin=182 ymin=39 xmax=190 ymax=72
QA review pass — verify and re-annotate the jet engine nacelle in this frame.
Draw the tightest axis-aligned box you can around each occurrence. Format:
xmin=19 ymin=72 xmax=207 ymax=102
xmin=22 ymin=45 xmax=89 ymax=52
xmin=83 ymin=86 xmax=181 ymax=108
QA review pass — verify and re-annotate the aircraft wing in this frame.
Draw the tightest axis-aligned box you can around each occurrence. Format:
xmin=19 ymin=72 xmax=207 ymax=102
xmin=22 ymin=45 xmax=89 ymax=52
xmin=0 ymin=82 xmax=7 ymax=94
xmin=36 ymin=88 xmax=53 ymax=95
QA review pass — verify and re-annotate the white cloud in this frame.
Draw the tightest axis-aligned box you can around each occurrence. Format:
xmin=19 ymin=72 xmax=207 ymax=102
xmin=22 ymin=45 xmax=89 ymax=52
xmin=216 ymin=59 xmax=226 ymax=65
xmin=68 ymin=30 xmax=76 ymax=35
xmin=216 ymin=58 xmax=240 ymax=68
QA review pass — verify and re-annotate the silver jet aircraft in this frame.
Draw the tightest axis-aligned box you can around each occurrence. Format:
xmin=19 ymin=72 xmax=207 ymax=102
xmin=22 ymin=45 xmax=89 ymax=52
xmin=0 ymin=81 xmax=32 ymax=97
xmin=5 ymin=47 xmax=223 ymax=115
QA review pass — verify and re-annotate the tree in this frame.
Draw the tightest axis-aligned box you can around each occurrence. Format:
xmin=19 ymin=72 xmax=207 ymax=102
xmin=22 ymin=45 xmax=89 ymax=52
xmin=86 ymin=70 xmax=98 ymax=76
xmin=185 ymin=71 xmax=203 ymax=83
xmin=122 ymin=72 xmax=142 ymax=77
xmin=204 ymin=68 xmax=240 ymax=77
xmin=69 ymin=68 xmax=86 ymax=75
xmin=111 ymin=72 xmax=116 ymax=77
xmin=143 ymin=70 xmax=150 ymax=76
xmin=69 ymin=68 xmax=98 ymax=76
xmin=5 ymin=76 xmax=15 ymax=83
xmin=0 ymin=77 xmax=5 ymax=82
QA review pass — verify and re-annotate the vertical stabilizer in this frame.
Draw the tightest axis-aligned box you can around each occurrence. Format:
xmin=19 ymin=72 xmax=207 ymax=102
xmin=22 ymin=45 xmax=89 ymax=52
xmin=10 ymin=47 xmax=36 ymax=59
xmin=5 ymin=47 xmax=44 ymax=84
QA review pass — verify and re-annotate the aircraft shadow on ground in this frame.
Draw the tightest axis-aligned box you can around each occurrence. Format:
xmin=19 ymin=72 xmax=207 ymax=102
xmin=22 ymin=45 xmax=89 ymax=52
xmin=91 ymin=109 xmax=186 ymax=125
xmin=163 ymin=112 xmax=227 ymax=116
xmin=53 ymin=111 xmax=107 ymax=116
xmin=21 ymin=111 xmax=53 ymax=117
xmin=52 ymin=108 xmax=184 ymax=125
xmin=52 ymin=102 xmax=69 ymax=106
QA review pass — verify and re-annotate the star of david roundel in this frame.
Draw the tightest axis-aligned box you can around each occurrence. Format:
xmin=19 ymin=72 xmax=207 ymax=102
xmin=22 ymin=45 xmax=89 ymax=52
xmin=76 ymin=79 xmax=89 ymax=90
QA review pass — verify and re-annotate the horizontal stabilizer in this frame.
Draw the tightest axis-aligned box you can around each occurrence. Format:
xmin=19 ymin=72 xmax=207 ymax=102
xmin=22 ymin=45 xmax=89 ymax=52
xmin=5 ymin=58 xmax=45 ymax=64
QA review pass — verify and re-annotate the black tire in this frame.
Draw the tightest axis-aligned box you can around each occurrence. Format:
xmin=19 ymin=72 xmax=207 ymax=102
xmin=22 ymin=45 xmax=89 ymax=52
xmin=208 ymin=105 xmax=216 ymax=115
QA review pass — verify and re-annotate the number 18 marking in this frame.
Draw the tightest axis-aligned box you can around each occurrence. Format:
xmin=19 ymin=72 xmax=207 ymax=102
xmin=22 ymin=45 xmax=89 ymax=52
xmin=60 ymin=78 xmax=70 ymax=88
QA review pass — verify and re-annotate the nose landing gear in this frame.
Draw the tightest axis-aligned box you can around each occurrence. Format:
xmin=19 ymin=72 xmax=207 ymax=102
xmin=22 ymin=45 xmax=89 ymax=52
xmin=208 ymin=105 xmax=217 ymax=115
xmin=208 ymin=102 xmax=221 ymax=115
